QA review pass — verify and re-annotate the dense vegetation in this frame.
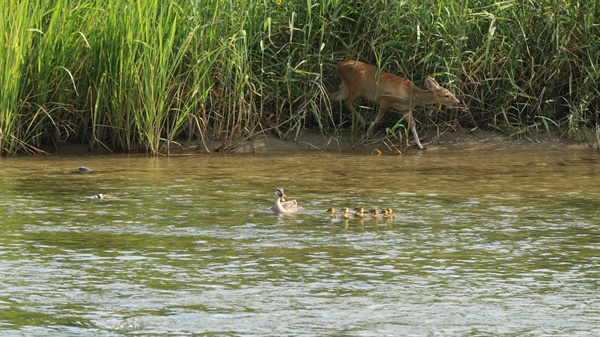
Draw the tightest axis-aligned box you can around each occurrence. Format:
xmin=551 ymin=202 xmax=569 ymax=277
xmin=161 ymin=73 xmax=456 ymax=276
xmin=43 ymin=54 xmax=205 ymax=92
xmin=1 ymin=0 xmax=598 ymax=154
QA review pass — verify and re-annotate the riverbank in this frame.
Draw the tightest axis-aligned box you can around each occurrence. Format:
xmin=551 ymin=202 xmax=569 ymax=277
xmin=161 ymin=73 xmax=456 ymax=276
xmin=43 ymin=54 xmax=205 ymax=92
xmin=49 ymin=127 xmax=598 ymax=156
xmin=228 ymin=128 xmax=597 ymax=154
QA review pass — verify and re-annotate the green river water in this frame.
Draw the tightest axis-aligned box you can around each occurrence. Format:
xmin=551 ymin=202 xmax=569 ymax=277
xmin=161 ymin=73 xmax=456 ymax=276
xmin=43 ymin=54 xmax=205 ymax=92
xmin=1 ymin=150 xmax=598 ymax=336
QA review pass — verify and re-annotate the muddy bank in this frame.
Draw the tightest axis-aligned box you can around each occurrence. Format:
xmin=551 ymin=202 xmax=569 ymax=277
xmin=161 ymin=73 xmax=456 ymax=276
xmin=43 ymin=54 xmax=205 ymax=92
xmin=50 ymin=127 xmax=598 ymax=156
xmin=229 ymin=128 xmax=598 ymax=154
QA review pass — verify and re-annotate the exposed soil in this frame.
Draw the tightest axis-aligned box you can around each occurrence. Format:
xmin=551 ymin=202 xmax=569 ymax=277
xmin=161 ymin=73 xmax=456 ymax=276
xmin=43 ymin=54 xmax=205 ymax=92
xmin=197 ymin=126 xmax=598 ymax=154
xmin=50 ymin=126 xmax=598 ymax=156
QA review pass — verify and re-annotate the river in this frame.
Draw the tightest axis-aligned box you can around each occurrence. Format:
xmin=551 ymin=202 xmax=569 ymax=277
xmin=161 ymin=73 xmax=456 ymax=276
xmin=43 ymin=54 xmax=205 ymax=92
xmin=1 ymin=150 xmax=598 ymax=336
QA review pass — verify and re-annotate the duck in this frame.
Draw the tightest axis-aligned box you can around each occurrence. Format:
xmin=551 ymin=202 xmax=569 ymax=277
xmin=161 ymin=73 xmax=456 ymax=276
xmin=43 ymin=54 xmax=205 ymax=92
xmin=85 ymin=193 xmax=104 ymax=199
xmin=353 ymin=207 xmax=371 ymax=218
xmin=271 ymin=187 xmax=299 ymax=214
xmin=326 ymin=208 xmax=341 ymax=218
xmin=340 ymin=207 xmax=354 ymax=219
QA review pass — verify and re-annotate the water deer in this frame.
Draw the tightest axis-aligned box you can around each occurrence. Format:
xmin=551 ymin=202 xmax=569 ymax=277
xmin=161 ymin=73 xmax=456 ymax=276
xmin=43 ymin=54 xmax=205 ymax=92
xmin=330 ymin=60 xmax=460 ymax=149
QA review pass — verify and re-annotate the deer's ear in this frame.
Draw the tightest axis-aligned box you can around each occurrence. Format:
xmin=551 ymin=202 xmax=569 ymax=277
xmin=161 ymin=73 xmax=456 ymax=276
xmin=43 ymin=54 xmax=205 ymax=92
xmin=425 ymin=76 xmax=439 ymax=90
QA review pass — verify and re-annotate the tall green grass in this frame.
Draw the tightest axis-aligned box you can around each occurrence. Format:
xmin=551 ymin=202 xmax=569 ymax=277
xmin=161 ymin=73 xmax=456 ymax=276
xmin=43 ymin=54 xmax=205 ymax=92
xmin=1 ymin=0 xmax=598 ymax=155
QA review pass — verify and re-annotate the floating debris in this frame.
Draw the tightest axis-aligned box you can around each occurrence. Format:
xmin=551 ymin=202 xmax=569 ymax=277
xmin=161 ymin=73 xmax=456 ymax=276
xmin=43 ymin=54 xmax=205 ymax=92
xmin=75 ymin=166 xmax=92 ymax=174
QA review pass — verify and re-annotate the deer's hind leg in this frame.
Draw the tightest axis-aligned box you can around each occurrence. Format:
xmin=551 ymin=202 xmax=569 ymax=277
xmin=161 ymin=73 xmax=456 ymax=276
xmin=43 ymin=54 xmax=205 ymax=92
xmin=366 ymin=100 xmax=390 ymax=137
xmin=344 ymin=96 xmax=366 ymax=125
xmin=331 ymin=84 xmax=366 ymax=125
xmin=329 ymin=83 xmax=348 ymax=101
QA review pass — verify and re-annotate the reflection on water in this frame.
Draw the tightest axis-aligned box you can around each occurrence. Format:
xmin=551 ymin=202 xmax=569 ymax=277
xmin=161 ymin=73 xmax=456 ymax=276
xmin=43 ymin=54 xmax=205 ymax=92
xmin=1 ymin=151 xmax=599 ymax=336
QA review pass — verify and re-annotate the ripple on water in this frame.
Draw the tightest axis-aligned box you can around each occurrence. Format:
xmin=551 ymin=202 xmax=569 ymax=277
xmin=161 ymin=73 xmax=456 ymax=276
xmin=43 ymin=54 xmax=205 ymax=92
xmin=1 ymin=152 xmax=599 ymax=336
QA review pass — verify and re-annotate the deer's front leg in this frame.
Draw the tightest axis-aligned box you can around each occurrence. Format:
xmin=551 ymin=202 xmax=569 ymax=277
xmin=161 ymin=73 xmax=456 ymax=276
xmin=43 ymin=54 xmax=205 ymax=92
xmin=405 ymin=111 xmax=425 ymax=150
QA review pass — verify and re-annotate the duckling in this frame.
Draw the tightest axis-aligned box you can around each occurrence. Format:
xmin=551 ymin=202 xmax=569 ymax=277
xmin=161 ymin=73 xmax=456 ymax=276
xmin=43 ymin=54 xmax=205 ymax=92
xmin=381 ymin=208 xmax=398 ymax=219
xmin=340 ymin=207 xmax=354 ymax=219
xmin=386 ymin=208 xmax=398 ymax=219
xmin=353 ymin=207 xmax=371 ymax=218
xmin=271 ymin=187 xmax=299 ymax=214
xmin=326 ymin=208 xmax=341 ymax=218
xmin=369 ymin=209 xmax=381 ymax=218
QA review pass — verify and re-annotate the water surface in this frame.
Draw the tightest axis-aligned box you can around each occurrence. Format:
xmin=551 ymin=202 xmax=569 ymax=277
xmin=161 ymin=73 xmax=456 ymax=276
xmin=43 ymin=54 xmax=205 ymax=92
xmin=1 ymin=150 xmax=599 ymax=336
